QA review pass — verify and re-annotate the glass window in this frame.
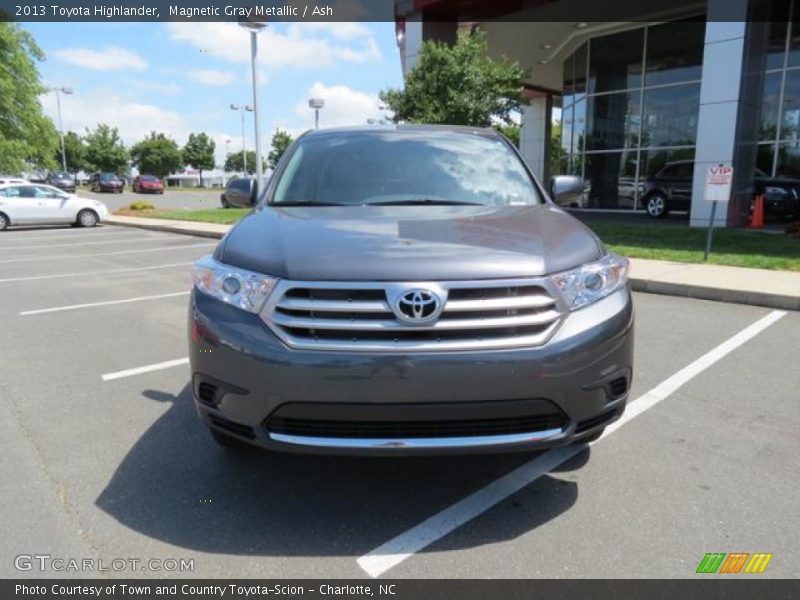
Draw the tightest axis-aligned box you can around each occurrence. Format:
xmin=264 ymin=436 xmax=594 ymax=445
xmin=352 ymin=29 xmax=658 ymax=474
xmin=789 ymin=6 xmax=800 ymax=67
xmin=775 ymin=141 xmax=800 ymax=177
xmin=766 ymin=1 xmax=790 ymax=70
xmin=757 ymin=143 xmax=776 ymax=176
xmin=586 ymin=91 xmax=640 ymax=151
xmin=641 ymin=83 xmax=700 ymax=147
xmin=584 ymin=151 xmax=638 ymax=209
xmin=560 ymin=107 xmax=573 ymax=165
xmin=563 ymin=52 xmax=575 ymax=109
xmin=640 ymin=148 xmax=697 ymax=180
xmin=572 ymin=100 xmax=587 ymax=155
xmin=645 ymin=19 xmax=705 ymax=87
xmin=573 ymin=43 xmax=588 ymax=102
xmin=589 ymin=28 xmax=644 ymax=93
xmin=759 ymin=71 xmax=782 ymax=141
xmin=272 ymin=131 xmax=542 ymax=206
xmin=780 ymin=69 xmax=800 ymax=140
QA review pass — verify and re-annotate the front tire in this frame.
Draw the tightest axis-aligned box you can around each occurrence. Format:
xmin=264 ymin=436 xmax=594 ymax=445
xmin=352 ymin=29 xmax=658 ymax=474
xmin=646 ymin=194 xmax=669 ymax=218
xmin=209 ymin=428 xmax=251 ymax=450
xmin=0 ymin=212 xmax=8 ymax=231
xmin=77 ymin=209 xmax=99 ymax=228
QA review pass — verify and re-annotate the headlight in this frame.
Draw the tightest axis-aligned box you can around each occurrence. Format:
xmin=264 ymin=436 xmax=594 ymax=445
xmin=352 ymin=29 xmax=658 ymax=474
xmin=764 ymin=186 xmax=789 ymax=195
xmin=550 ymin=253 xmax=629 ymax=311
xmin=192 ymin=255 xmax=278 ymax=314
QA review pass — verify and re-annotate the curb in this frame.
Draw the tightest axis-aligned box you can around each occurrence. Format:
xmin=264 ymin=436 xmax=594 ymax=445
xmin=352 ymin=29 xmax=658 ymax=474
xmin=106 ymin=218 xmax=799 ymax=312
xmin=630 ymin=278 xmax=799 ymax=312
xmin=105 ymin=218 xmax=226 ymax=240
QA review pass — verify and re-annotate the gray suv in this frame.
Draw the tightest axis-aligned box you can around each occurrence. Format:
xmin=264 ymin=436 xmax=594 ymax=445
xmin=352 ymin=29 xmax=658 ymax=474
xmin=189 ymin=125 xmax=633 ymax=455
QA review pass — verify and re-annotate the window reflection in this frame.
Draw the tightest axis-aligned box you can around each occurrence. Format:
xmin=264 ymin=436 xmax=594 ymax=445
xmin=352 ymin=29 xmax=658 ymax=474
xmin=641 ymin=84 xmax=700 ymax=147
xmin=585 ymin=151 xmax=638 ymax=209
xmin=645 ymin=19 xmax=705 ymax=87
xmin=586 ymin=91 xmax=640 ymax=150
xmin=588 ymin=29 xmax=644 ymax=94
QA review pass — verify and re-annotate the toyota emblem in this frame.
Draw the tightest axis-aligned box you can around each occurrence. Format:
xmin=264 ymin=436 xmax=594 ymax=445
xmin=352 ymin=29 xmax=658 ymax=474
xmin=394 ymin=289 xmax=443 ymax=324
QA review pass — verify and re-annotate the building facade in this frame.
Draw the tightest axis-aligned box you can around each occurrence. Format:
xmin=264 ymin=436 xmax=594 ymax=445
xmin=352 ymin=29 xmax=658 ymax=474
xmin=395 ymin=0 xmax=797 ymax=227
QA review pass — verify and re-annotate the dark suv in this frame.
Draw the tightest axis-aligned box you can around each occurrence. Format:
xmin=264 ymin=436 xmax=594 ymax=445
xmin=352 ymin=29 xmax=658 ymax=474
xmin=643 ymin=160 xmax=800 ymax=218
xmin=46 ymin=171 xmax=76 ymax=193
xmin=220 ymin=177 xmax=255 ymax=208
xmin=89 ymin=172 xmax=124 ymax=193
xmin=189 ymin=126 xmax=633 ymax=456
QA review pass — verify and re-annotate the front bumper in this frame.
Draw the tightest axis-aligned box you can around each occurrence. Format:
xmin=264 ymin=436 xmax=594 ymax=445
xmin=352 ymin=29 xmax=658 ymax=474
xmin=189 ymin=287 xmax=634 ymax=455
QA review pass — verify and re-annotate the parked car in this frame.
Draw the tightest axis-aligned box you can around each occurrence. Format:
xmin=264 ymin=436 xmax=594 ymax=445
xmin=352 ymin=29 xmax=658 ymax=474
xmin=89 ymin=172 xmax=124 ymax=193
xmin=190 ymin=125 xmax=633 ymax=455
xmin=220 ymin=177 xmax=255 ymax=208
xmin=642 ymin=160 xmax=800 ymax=218
xmin=46 ymin=171 xmax=76 ymax=193
xmin=0 ymin=183 xmax=108 ymax=230
xmin=133 ymin=174 xmax=165 ymax=194
xmin=0 ymin=176 xmax=28 ymax=186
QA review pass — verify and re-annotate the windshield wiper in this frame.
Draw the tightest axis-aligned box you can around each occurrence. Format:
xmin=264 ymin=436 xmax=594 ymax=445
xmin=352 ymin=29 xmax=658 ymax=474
xmin=365 ymin=199 xmax=483 ymax=206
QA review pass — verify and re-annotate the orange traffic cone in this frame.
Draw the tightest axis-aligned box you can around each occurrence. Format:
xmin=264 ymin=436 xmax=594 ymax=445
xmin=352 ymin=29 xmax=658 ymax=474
xmin=749 ymin=194 xmax=764 ymax=229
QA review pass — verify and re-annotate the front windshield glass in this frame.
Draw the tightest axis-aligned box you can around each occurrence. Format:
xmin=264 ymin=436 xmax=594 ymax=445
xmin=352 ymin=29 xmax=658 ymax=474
xmin=271 ymin=130 xmax=541 ymax=206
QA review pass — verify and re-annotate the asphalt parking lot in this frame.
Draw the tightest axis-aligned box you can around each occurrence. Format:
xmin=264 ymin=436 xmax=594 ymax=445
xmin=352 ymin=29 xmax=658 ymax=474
xmin=80 ymin=188 xmax=222 ymax=211
xmin=0 ymin=225 xmax=797 ymax=579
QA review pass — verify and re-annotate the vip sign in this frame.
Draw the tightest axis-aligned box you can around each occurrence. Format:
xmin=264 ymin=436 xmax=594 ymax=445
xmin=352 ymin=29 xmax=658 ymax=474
xmin=704 ymin=165 xmax=734 ymax=203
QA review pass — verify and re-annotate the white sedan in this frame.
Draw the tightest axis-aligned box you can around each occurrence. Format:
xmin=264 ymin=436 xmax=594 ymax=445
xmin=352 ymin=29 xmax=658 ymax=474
xmin=0 ymin=183 xmax=109 ymax=230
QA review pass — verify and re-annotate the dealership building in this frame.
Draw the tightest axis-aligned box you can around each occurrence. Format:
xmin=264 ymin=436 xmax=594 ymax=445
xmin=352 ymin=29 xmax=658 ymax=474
xmin=394 ymin=0 xmax=798 ymax=227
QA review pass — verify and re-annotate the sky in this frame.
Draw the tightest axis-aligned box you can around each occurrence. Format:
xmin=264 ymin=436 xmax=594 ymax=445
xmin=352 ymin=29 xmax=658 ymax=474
xmin=25 ymin=21 xmax=404 ymax=167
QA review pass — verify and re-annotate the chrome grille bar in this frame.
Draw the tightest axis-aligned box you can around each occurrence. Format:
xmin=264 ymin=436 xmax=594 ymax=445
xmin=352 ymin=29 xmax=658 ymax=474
xmin=261 ymin=278 xmax=565 ymax=352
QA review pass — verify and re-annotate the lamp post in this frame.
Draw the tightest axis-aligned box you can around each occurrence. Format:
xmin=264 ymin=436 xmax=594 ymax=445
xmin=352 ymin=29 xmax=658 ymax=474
xmin=230 ymin=103 xmax=253 ymax=175
xmin=47 ymin=86 xmax=73 ymax=172
xmin=309 ymin=98 xmax=325 ymax=129
xmin=239 ymin=20 xmax=267 ymax=193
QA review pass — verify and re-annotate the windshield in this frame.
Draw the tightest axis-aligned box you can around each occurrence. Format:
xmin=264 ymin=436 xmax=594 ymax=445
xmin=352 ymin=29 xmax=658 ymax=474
xmin=271 ymin=130 xmax=542 ymax=206
xmin=140 ymin=175 xmax=158 ymax=181
xmin=100 ymin=173 xmax=118 ymax=181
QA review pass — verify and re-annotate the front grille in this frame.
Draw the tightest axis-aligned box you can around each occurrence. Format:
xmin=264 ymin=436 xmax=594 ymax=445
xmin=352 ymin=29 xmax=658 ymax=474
xmin=261 ymin=279 xmax=563 ymax=352
xmin=266 ymin=413 xmax=566 ymax=439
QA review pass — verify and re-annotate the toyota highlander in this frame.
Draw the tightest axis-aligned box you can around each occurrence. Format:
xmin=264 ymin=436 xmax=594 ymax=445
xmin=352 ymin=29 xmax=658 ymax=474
xmin=189 ymin=125 xmax=634 ymax=455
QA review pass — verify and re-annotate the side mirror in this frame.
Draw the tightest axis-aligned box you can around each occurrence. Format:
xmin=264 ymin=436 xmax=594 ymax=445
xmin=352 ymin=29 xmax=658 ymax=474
xmin=549 ymin=175 xmax=588 ymax=208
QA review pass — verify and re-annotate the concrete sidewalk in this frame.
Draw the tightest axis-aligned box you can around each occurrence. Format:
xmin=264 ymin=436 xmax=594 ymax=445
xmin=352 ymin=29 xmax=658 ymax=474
xmin=105 ymin=214 xmax=800 ymax=311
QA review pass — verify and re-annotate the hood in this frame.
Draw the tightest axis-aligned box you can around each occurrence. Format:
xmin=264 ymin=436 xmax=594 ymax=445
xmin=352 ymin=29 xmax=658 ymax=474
xmin=217 ymin=204 xmax=604 ymax=281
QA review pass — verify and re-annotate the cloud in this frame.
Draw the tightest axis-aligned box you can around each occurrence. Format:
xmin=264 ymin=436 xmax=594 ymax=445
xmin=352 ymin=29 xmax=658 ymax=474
xmin=188 ymin=69 xmax=235 ymax=87
xmin=294 ymin=82 xmax=382 ymax=129
xmin=40 ymin=88 xmax=186 ymax=146
xmin=166 ymin=22 xmax=382 ymax=69
xmin=54 ymin=46 xmax=147 ymax=71
xmin=128 ymin=79 xmax=182 ymax=95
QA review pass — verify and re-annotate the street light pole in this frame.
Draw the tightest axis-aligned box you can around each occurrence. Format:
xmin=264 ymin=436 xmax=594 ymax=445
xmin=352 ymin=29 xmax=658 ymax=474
xmin=230 ymin=103 xmax=253 ymax=175
xmin=48 ymin=86 xmax=73 ymax=171
xmin=309 ymin=98 xmax=325 ymax=129
xmin=239 ymin=20 xmax=267 ymax=194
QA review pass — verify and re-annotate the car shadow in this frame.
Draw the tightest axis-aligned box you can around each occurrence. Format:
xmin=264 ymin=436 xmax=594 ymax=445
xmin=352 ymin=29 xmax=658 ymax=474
xmin=95 ymin=385 xmax=582 ymax=558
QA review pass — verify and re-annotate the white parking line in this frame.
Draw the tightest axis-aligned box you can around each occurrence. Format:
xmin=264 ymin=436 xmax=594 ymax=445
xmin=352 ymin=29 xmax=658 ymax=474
xmin=2 ymin=235 xmax=186 ymax=250
xmin=20 ymin=291 xmax=190 ymax=316
xmin=101 ymin=358 xmax=189 ymax=382
xmin=0 ymin=231 xmax=147 ymax=244
xmin=0 ymin=262 xmax=193 ymax=283
xmin=0 ymin=242 xmax=214 ymax=265
xmin=356 ymin=309 xmax=787 ymax=578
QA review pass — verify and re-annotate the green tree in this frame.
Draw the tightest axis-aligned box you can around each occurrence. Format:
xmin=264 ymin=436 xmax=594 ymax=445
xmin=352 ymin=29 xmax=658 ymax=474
xmin=61 ymin=131 xmax=87 ymax=173
xmin=268 ymin=129 xmax=294 ymax=169
xmin=182 ymin=132 xmax=215 ymax=185
xmin=550 ymin=120 xmax=567 ymax=174
xmin=494 ymin=124 xmax=520 ymax=148
xmin=380 ymin=30 xmax=527 ymax=127
xmin=130 ymin=132 xmax=183 ymax=179
xmin=84 ymin=124 xmax=128 ymax=173
xmin=0 ymin=22 xmax=59 ymax=173
xmin=224 ymin=150 xmax=258 ymax=174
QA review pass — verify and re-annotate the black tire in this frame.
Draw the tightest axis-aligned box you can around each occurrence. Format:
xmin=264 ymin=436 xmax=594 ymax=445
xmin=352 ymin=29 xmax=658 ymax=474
xmin=209 ymin=428 xmax=251 ymax=449
xmin=76 ymin=209 xmax=99 ymax=228
xmin=645 ymin=193 xmax=669 ymax=218
xmin=0 ymin=212 xmax=8 ymax=231
xmin=221 ymin=195 xmax=230 ymax=209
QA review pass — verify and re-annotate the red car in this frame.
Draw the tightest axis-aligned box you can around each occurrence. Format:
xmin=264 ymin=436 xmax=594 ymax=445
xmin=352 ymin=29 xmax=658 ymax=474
xmin=132 ymin=174 xmax=164 ymax=194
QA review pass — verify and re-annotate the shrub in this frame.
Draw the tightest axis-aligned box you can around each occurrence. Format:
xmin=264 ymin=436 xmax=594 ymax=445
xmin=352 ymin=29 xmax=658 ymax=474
xmin=129 ymin=200 xmax=155 ymax=211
